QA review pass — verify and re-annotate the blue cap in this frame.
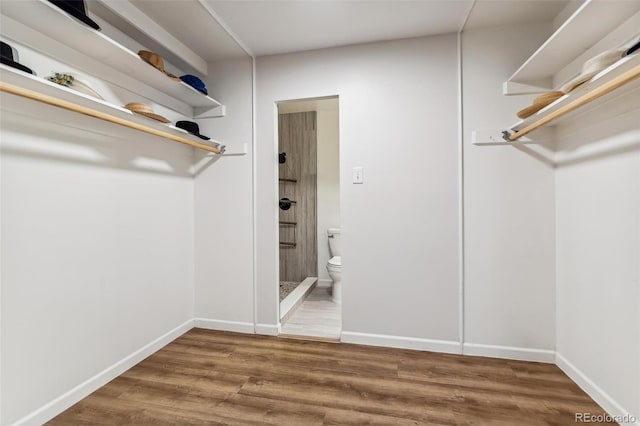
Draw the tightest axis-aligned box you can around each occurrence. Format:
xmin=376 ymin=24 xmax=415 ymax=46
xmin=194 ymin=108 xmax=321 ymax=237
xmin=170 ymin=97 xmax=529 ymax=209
xmin=180 ymin=74 xmax=207 ymax=95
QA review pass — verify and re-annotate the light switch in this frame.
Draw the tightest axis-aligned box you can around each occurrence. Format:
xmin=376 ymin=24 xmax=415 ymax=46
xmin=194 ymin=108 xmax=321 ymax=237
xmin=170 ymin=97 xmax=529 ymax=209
xmin=352 ymin=167 xmax=364 ymax=184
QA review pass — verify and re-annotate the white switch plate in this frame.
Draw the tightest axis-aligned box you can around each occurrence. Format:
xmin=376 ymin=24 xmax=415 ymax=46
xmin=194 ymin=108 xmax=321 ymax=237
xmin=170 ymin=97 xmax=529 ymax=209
xmin=352 ymin=166 xmax=364 ymax=184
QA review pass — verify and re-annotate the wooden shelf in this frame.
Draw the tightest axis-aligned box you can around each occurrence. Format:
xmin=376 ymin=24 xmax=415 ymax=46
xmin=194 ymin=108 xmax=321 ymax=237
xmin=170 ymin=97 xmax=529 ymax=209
xmin=508 ymin=54 xmax=640 ymax=139
xmin=0 ymin=64 xmax=225 ymax=154
xmin=504 ymin=0 xmax=640 ymax=94
xmin=0 ymin=0 xmax=224 ymax=118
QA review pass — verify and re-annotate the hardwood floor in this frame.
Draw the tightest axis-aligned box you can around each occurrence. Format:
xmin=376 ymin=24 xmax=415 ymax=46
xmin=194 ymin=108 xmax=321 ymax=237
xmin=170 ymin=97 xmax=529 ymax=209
xmin=49 ymin=328 xmax=609 ymax=425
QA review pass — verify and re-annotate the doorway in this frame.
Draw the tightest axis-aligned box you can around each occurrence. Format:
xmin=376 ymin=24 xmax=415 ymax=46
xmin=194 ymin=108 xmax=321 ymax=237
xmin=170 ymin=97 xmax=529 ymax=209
xmin=277 ymin=96 xmax=341 ymax=340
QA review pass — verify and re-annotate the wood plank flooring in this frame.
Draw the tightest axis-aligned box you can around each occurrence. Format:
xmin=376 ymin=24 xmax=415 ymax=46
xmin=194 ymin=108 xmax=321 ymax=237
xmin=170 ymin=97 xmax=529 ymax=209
xmin=280 ymin=286 xmax=341 ymax=340
xmin=49 ymin=328 xmax=609 ymax=425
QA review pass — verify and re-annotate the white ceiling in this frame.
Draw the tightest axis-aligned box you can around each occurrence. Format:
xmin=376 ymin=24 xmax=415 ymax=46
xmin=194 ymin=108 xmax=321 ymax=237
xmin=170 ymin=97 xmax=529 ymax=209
xmin=464 ymin=0 xmax=571 ymax=30
xmin=206 ymin=0 xmax=475 ymax=56
xmin=105 ymin=0 xmax=574 ymax=63
xmin=128 ymin=0 xmax=247 ymax=61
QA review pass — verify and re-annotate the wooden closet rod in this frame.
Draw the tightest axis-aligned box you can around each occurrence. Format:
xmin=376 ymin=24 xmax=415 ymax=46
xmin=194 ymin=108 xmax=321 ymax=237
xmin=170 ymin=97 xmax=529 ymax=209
xmin=509 ymin=63 xmax=640 ymax=141
xmin=0 ymin=82 xmax=222 ymax=154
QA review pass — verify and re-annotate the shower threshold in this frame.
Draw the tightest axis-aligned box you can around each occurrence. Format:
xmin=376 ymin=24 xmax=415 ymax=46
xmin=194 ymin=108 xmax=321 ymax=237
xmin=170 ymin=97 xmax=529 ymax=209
xmin=280 ymin=277 xmax=317 ymax=324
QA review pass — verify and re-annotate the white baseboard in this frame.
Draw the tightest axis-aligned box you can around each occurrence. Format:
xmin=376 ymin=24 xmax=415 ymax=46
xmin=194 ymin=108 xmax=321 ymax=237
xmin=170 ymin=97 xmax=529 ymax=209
xmin=341 ymin=331 xmax=461 ymax=354
xmin=556 ymin=352 xmax=640 ymax=425
xmin=255 ymin=323 xmax=279 ymax=336
xmin=463 ymin=343 xmax=555 ymax=363
xmin=13 ymin=319 xmax=194 ymax=426
xmin=316 ymin=278 xmax=332 ymax=288
xmin=194 ymin=318 xmax=254 ymax=334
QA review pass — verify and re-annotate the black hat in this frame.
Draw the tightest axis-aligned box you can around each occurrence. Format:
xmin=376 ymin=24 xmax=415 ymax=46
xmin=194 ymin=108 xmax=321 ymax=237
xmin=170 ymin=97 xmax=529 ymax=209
xmin=1 ymin=42 xmax=34 ymax=75
xmin=176 ymin=121 xmax=210 ymax=140
xmin=48 ymin=1 xmax=100 ymax=31
xmin=626 ymin=39 xmax=640 ymax=56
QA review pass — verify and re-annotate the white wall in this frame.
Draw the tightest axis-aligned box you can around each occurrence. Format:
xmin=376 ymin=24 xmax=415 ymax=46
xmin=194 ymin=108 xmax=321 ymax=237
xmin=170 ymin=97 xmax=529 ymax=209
xmin=316 ymin=107 xmax=340 ymax=283
xmin=1 ymin=104 xmax=194 ymax=425
xmin=194 ymin=56 xmax=255 ymax=331
xmin=461 ymin=23 xmax=557 ymax=359
xmin=256 ymin=35 xmax=461 ymax=346
xmin=0 ymin=38 xmax=252 ymax=425
xmin=555 ymin=93 xmax=640 ymax=421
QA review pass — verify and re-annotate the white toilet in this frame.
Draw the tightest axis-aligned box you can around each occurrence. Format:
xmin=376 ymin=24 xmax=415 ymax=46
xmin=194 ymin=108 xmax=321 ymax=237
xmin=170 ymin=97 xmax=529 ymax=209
xmin=327 ymin=228 xmax=342 ymax=304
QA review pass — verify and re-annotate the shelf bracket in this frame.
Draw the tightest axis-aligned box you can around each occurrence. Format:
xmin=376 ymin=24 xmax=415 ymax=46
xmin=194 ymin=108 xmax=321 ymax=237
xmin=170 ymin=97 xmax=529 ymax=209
xmin=194 ymin=104 xmax=226 ymax=119
xmin=471 ymin=128 xmax=552 ymax=145
xmin=502 ymin=80 xmax=551 ymax=95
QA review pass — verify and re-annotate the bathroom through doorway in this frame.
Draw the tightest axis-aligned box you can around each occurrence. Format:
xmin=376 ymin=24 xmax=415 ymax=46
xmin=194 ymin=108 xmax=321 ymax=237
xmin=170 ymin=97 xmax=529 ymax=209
xmin=276 ymin=96 xmax=341 ymax=340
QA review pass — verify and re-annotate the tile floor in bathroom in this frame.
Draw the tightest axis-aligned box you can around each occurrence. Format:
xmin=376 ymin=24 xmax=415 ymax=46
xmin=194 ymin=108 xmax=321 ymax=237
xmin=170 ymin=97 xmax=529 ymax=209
xmin=279 ymin=286 xmax=341 ymax=340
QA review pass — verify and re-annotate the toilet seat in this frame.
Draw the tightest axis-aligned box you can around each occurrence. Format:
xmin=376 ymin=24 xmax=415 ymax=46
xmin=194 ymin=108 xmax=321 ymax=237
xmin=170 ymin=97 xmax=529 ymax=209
xmin=328 ymin=256 xmax=341 ymax=267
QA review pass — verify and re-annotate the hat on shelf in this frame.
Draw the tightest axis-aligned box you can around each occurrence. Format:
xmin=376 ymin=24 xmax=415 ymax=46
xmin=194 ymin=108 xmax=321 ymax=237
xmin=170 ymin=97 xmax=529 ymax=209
xmin=1 ymin=41 xmax=35 ymax=75
xmin=560 ymin=48 xmax=626 ymax=93
xmin=138 ymin=51 xmax=179 ymax=81
xmin=176 ymin=120 xmax=210 ymax=140
xmin=179 ymin=75 xmax=208 ymax=95
xmin=47 ymin=72 xmax=104 ymax=100
xmin=124 ymin=102 xmax=170 ymax=123
xmin=47 ymin=0 xmax=100 ymax=31
xmin=516 ymin=91 xmax=565 ymax=119
xmin=625 ymin=34 xmax=640 ymax=56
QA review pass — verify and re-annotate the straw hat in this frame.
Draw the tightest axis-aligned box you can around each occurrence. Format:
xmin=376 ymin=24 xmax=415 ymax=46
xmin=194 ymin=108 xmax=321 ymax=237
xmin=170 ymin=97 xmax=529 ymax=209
xmin=138 ymin=50 xmax=179 ymax=81
xmin=517 ymin=91 xmax=565 ymax=119
xmin=560 ymin=48 xmax=626 ymax=93
xmin=124 ymin=102 xmax=170 ymax=123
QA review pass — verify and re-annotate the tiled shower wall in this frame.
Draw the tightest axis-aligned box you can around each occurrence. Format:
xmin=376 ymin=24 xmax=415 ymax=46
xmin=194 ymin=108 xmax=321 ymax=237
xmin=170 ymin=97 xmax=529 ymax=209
xmin=278 ymin=111 xmax=318 ymax=282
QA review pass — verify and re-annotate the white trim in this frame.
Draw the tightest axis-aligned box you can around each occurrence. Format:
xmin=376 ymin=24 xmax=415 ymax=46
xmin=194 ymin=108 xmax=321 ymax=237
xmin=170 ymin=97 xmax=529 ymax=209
xmin=272 ymin=101 xmax=281 ymax=324
xmin=194 ymin=318 xmax=254 ymax=334
xmin=279 ymin=277 xmax=317 ymax=322
xmin=251 ymin=55 xmax=258 ymax=334
xmin=463 ymin=343 xmax=555 ymax=363
xmin=456 ymin=28 xmax=465 ymax=349
xmin=11 ymin=319 xmax=194 ymax=426
xmin=459 ymin=0 xmax=476 ymax=32
xmin=196 ymin=0 xmax=254 ymax=58
xmin=255 ymin=323 xmax=279 ymax=336
xmin=556 ymin=352 xmax=640 ymax=425
xmin=341 ymin=331 xmax=461 ymax=354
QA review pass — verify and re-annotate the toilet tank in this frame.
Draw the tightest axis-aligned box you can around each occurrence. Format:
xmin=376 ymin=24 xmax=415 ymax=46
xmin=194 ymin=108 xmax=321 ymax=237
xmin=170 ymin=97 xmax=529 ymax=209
xmin=327 ymin=228 xmax=341 ymax=257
